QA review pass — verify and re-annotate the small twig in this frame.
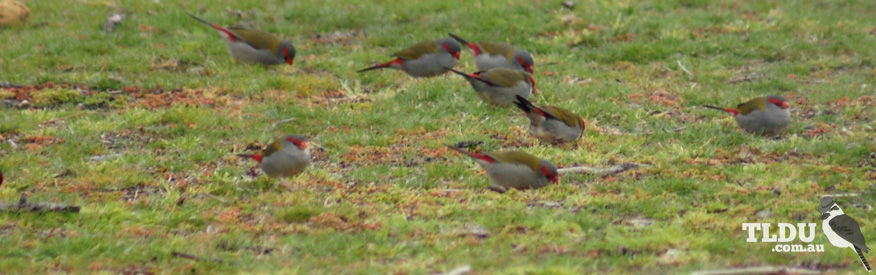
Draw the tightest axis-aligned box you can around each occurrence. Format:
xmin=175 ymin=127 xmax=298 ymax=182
xmin=797 ymin=79 xmax=827 ymax=84
xmin=676 ymin=60 xmax=693 ymax=76
xmin=271 ymin=118 xmax=296 ymax=128
xmin=171 ymin=251 xmax=202 ymax=261
xmin=0 ymin=82 xmax=24 ymax=88
xmin=0 ymin=195 xmax=80 ymax=213
xmin=201 ymin=193 xmax=227 ymax=203
xmin=692 ymin=266 xmax=819 ymax=275
xmin=323 ymin=196 xmax=338 ymax=207
xmin=822 ymin=193 xmax=860 ymax=198
xmin=435 ymin=265 xmax=472 ymax=275
xmin=557 ymin=163 xmax=641 ymax=177
xmin=89 ymin=153 xmax=121 ymax=162
xmin=727 ymin=72 xmax=759 ymax=84
xmin=177 ymin=193 xmax=226 ymax=204
xmin=171 ymin=251 xmax=223 ymax=264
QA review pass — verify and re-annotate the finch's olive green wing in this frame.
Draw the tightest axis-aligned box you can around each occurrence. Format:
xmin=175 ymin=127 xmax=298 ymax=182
xmin=736 ymin=97 xmax=767 ymax=115
xmin=228 ymin=26 xmax=282 ymax=51
xmin=488 ymin=151 xmax=542 ymax=172
xmin=393 ymin=40 xmax=440 ymax=60
xmin=541 ymin=106 xmax=583 ymax=128
xmin=481 ymin=68 xmax=529 ymax=87
xmin=478 ymin=41 xmax=515 ymax=59
xmin=261 ymin=138 xmax=285 ymax=157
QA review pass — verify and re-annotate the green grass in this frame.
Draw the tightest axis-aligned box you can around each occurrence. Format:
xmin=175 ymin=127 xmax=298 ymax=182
xmin=1 ymin=0 xmax=875 ymax=273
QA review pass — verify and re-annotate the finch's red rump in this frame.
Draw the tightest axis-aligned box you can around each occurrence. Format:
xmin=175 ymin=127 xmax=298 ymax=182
xmin=247 ymin=154 xmax=263 ymax=163
xmin=212 ymin=24 xmax=237 ymax=42
xmin=469 ymin=153 xmax=495 ymax=163
xmin=467 ymin=43 xmax=481 ymax=56
xmin=725 ymin=108 xmax=740 ymax=116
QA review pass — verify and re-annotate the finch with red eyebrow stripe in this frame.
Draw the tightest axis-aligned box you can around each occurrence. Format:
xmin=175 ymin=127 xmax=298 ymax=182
xmin=239 ymin=135 xmax=311 ymax=178
xmin=186 ymin=12 xmax=296 ymax=66
xmin=448 ymin=33 xmax=535 ymax=74
xmin=703 ymin=95 xmax=791 ymax=136
xmin=358 ymin=38 xmax=461 ymax=78
xmin=447 ymin=145 xmax=558 ymax=192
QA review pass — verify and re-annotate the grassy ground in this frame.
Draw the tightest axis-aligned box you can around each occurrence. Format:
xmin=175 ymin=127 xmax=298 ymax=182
xmin=1 ymin=0 xmax=874 ymax=273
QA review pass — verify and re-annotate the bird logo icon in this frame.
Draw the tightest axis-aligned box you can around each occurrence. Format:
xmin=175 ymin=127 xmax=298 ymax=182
xmin=819 ymin=197 xmax=871 ymax=272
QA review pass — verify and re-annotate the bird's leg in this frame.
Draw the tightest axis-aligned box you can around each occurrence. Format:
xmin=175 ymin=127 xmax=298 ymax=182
xmin=557 ymin=163 xmax=641 ymax=176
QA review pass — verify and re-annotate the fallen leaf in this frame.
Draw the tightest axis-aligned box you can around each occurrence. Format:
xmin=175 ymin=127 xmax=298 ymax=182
xmin=649 ymin=90 xmax=682 ymax=107
xmin=139 ymin=24 xmax=155 ymax=32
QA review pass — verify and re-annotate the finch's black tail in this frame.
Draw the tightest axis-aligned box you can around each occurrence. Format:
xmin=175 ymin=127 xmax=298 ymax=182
xmin=357 ymin=64 xmax=388 ymax=72
xmin=445 ymin=67 xmax=497 ymax=86
xmin=855 ymin=246 xmax=872 ymax=272
xmin=185 ymin=12 xmax=214 ymax=27
xmin=445 ymin=67 xmax=472 ymax=79
xmin=703 ymin=105 xmax=727 ymax=112
xmin=447 ymin=33 xmax=470 ymax=46
xmin=513 ymin=95 xmax=535 ymax=114
xmin=358 ymin=58 xmax=399 ymax=73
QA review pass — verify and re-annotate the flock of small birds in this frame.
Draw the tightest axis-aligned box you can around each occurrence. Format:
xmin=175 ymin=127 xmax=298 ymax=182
xmin=94 ymin=12 xmax=792 ymax=193
xmin=4 ymin=7 xmax=872 ymax=274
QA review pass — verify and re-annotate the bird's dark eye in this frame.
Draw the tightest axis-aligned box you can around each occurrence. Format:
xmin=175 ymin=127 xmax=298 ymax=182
xmin=831 ymin=206 xmax=839 ymax=211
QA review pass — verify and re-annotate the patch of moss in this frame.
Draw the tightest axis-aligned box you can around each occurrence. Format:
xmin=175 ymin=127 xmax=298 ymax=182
xmin=279 ymin=206 xmax=318 ymax=223
xmin=92 ymin=77 xmax=124 ymax=91
xmin=30 ymin=88 xmax=83 ymax=107
xmin=82 ymin=92 xmax=126 ymax=109
xmin=267 ymin=75 xmax=339 ymax=98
